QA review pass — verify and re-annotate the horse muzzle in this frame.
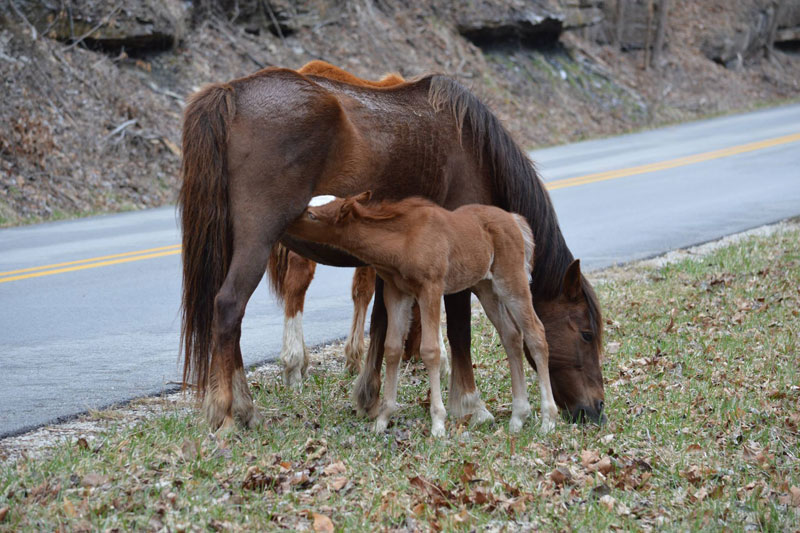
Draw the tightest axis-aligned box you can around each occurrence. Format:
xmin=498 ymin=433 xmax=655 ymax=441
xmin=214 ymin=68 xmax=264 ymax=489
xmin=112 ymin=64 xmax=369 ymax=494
xmin=569 ymin=400 xmax=606 ymax=425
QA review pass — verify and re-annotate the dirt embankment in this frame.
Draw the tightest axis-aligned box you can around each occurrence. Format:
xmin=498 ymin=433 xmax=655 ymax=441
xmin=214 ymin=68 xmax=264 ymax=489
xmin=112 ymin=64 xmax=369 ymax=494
xmin=2 ymin=0 xmax=799 ymax=226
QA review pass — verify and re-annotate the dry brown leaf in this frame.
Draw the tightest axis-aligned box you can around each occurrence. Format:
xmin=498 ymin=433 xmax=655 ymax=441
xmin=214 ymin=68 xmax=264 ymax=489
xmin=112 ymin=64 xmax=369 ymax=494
xmin=549 ymin=467 xmax=571 ymax=486
xmin=681 ymin=465 xmax=703 ymax=485
xmin=599 ymin=494 xmax=616 ymax=511
xmin=460 ymin=462 xmax=477 ymax=484
xmin=606 ymin=342 xmax=621 ymax=355
xmin=791 ymin=486 xmax=800 ymax=507
xmin=76 ymin=437 xmax=89 ymax=451
xmin=63 ymin=497 xmax=77 ymax=518
xmin=323 ymin=461 xmax=346 ymax=476
xmin=81 ymin=473 xmax=109 ymax=488
xmin=329 ymin=477 xmax=348 ymax=491
xmin=685 ymin=443 xmax=703 ymax=453
xmin=411 ymin=502 xmax=425 ymax=516
xmin=593 ymin=457 xmax=614 ymax=475
xmin=312 ymin=512 xmax=334 ymax=532
xmin=581 ymin=449 xmax=600 ymax=467
xmin=180 ymin=439 xmax=198 ymax=461
xmin=0 ymin=506 xmax=8 ymax=523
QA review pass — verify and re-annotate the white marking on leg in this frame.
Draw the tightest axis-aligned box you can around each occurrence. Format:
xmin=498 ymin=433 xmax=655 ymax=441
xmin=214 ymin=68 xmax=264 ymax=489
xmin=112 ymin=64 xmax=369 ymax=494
xmin=438 ymin=320 xmax=450 ymax=385
xmin=280 ymin=312 xmax=307 ymax=388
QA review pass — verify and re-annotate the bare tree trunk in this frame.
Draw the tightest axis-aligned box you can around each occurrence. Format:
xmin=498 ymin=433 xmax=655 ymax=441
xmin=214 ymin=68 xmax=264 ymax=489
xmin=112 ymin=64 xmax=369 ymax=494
xmin=651 ymin=0 xmax=669 ymax=68
xmin=614 ymin=0 xmax=626 ymax=51
xmin=765 ymin=0 xmax=781 ymax=60
xmin=643 ymin=0 xmax=654 ymax=70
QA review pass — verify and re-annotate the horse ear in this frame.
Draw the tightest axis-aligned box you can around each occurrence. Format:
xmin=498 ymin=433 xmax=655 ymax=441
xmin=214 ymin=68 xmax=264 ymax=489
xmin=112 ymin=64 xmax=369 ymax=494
xmin=353 ymin=190 xmax=372 ymax=204
xmin=336 ymin=200 xmax=355 ymax=223
xmin=563 ymin=259 xmax=582 ymax=301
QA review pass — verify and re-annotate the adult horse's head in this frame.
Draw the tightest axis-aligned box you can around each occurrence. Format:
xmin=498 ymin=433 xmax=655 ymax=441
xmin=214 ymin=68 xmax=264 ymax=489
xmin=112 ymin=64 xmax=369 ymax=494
xmin=533 ymin=259 xmax=605 ymax=424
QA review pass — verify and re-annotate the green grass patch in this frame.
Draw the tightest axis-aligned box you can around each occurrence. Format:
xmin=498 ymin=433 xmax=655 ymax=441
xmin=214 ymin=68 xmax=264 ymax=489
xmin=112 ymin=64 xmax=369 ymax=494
xmin=1 ymin=228 xmax=799 ymax=530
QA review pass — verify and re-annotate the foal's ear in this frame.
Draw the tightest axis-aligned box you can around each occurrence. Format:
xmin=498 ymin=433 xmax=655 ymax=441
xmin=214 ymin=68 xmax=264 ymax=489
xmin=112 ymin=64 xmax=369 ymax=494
xmin=353 ymin=190 xmax=372 ymax=204
xmin=562 ymin=259 xmax=583 ymax=301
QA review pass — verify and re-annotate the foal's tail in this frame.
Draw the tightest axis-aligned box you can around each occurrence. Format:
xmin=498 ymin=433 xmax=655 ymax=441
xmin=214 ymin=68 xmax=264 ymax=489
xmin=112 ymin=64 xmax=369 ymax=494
xmin=512 ymin=214 xmax=535 ymax=276
xmin=178 ymin=82 xmax=236 ymax=397
xmin=267 ymin=243 xmax=291 ymax=304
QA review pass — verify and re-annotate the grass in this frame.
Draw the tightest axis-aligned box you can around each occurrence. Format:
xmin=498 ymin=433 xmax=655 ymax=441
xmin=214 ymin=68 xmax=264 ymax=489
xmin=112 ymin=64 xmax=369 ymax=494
xmin=1 ymin=228 xmax=799 ymax=531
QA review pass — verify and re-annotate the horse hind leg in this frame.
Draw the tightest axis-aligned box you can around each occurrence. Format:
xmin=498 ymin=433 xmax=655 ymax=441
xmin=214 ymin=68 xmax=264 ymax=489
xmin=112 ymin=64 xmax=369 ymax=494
xmin=343 ymin=266 xmax=375 ymax=374
xmin=278 ymin=252 xmax=316 ymax=389
xmin=353 ymin=277 xmax=387 ymax=418
xmin=502 ymin=280 xmax=559 ymax=433
xmin=474 ymin=281 xmax=531 ymax=433
xmin=445 ymin=290 xmax=494 ymax=426
xmin=206 ymin=241 xmax=273 ymax=432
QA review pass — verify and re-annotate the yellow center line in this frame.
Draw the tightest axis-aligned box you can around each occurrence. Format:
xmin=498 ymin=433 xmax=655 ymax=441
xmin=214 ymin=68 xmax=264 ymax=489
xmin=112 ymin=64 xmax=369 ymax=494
xmin=0 ymin=249 xmax=181 ymax=284
xmin=0 ymin=244 xmax=181 ymax=277
xmin=546 ymin=132 xmax=800 ymax=191
xmin=2 ymin=131 xmax=798 ymax=284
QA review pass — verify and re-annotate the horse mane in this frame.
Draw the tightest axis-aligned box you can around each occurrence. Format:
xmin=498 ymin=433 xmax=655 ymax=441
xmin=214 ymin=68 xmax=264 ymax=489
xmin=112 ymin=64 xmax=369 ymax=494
xmin=348 ymin=196 xmax=436 ymax=222
xmin=426 ymin=75 xmax=603 ymax=351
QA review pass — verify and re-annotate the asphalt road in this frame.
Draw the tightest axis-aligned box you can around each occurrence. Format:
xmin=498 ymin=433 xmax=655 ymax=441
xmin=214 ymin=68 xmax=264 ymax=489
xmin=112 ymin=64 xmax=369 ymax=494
xmin=1 ymin=103 xmax=799 ymax=437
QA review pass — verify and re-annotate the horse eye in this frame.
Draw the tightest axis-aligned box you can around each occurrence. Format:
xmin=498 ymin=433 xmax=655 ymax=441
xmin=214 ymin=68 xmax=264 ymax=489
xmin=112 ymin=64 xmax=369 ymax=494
xmin=581 ymin=331 xmax=593 ymax=343
xmin=307 ymin=211 xmax=317 ymax=220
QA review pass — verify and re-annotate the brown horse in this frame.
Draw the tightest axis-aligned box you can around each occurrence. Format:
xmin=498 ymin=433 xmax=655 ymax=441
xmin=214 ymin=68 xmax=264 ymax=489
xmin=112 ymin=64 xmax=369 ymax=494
xmin=179 ymin=64 xmax=605 ymax=432
xmin=288 ymin=193 xmax=559 ymax=435
xmin=266 ymin=61 xmax=416 ymax=383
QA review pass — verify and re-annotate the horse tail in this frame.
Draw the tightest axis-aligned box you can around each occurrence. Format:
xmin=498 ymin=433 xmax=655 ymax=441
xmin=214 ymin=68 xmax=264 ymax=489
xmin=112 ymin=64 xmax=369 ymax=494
xmin=267 ymin=243 xmax=291 ymax=303
xmin=512 ymin=213 xmax=534 ymax=276
xmin=178 ymin=82 xmax=236 ymax=397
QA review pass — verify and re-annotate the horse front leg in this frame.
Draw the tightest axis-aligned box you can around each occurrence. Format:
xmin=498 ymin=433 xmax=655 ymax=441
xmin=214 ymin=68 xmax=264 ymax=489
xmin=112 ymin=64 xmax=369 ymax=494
xmin=419 ymin=289 xmax=447 ymax=438
xmin=343 ymin=266 xmax=375 ymax=374
xmin=374 ymin=282 xmax=413 ymax=433
xmin=279 ymin=252 xmax=316 ymax=388
xmin=445 ymin=290 xmax=494 ymax=425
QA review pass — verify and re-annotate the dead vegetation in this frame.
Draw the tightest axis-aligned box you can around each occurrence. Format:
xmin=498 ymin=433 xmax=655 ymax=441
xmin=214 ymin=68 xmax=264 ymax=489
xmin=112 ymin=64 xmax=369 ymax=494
xmin=1 ymin=0 xmax=799 ymax=227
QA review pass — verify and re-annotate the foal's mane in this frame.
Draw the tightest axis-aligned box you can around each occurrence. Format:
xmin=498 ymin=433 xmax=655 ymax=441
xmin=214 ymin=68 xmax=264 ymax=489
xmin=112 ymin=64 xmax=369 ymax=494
xmin=349 ymin=196 xmax=435 ymax=222
xmin=426 ymin=76 xmax=603 ymax=350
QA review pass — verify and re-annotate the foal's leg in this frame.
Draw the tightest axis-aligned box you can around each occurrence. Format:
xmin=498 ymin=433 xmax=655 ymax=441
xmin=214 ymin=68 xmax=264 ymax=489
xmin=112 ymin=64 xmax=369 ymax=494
xmin=473 ymin=282 xmax=531 ymax=433
xmin=445 ymin=290 xmax=494 ymax=425
xmin=279 ymin=252 xmax=316 ymax=388
xmin=343 ymin=266 xmax=375 ymax=374
xmin=501 ymin=278 xmax=559 ymax=433
xmin=418 ymin=288 xmax=447 ymax=437
xmin=374 ymin=282 xmax=413 ymax=433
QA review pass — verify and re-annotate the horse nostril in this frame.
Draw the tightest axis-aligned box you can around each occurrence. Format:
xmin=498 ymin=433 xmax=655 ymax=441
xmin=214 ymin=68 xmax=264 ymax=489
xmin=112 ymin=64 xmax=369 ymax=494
xmin=596 ymin=400 xmax=605 ymax=413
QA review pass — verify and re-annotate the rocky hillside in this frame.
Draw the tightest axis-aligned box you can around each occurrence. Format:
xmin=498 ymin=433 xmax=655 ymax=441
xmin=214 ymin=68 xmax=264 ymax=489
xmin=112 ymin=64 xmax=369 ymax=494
xmin=1 ymin=0 xmax=799 ymax=225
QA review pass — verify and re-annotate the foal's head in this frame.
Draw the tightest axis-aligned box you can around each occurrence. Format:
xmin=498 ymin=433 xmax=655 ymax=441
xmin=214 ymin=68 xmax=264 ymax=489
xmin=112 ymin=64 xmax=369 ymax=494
xmin=534 ymin=260 xmax=606 ymax=424
xmin=290 ymin=192 xmax=372 ymax=233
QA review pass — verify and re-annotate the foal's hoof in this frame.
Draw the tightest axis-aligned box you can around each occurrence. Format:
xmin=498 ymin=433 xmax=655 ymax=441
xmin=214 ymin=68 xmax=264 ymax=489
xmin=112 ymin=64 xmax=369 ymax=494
xmin=374 ymin=418 xmax=389 ymax=434
xmin=431 ymin=420 xmax=446 ymax=438
xmin=508 ymin=417 xmax=524 ymax=434
xmin=540 ymin=417 xmax=556 ymax=434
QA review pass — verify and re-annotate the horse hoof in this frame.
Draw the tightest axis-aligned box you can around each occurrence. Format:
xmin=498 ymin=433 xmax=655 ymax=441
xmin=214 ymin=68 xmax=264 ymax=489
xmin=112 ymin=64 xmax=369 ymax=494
xmin=431 ymin=421 xmax=446 ymax=438
xmin=541 ymin=417 xmax=556 ymax=434
xmin=374 ymin=418 xmax=389 ymax=433
xmin=469 ymin=407 xmax=495 ymax=427
xmin=508 ymin=417 xmax=524 ymax=434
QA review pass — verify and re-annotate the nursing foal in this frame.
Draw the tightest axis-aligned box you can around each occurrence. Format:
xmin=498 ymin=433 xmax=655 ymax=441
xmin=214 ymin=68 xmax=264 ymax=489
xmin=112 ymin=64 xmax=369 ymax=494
xmin=287 ymin=193 xmax=559 ymax=436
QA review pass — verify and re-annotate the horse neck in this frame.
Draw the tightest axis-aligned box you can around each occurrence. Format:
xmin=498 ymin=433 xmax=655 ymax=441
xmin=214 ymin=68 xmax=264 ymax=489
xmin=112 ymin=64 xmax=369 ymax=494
xmin=335 ymin=219 xmax=401 ymax=266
